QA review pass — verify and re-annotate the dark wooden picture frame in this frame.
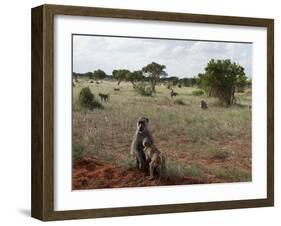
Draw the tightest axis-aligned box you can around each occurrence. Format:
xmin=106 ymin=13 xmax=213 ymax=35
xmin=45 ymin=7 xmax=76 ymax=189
xmin=31 ymin=4 xmax=274 ymax=221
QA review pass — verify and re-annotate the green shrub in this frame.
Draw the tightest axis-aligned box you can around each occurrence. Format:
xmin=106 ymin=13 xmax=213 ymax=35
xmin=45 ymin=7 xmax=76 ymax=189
xmin=184 ymin=164 xmax=203 ymax=177
xmin=214 ymin=168 xmax=251 ymax=182
xmin=167 ymin=162 xmax=184 ymax=177
xmin=192 ymin=89 xmax=204 ymax=96
xmin=78 ymin=87 xmax=103 ymax=109
xmin=73 ymin=143 xmax=86 ymax=160
xmin=135 ymin=82 xmax=153 ymax=96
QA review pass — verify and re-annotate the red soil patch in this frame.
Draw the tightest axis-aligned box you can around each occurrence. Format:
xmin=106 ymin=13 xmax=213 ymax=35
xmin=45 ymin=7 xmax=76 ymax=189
xmin=72 ymin=156 xmax=204 ymax=190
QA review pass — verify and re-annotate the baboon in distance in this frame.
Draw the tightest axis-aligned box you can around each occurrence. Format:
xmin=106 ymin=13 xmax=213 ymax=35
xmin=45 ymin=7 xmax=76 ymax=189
xmin=130 ymin=117 xmax=153 ymax=171
xmin=114 ymin=88 xmax=120 ymax=91
xmin=98 ymin=93 xmax=109 ymax=102
xmin=142 ymin=137 xmax=167 ymax=181
xmin=170 ymin=88 xmax=178 ymax=98
xmin=201 ymin=100 xmax=208 ymax=109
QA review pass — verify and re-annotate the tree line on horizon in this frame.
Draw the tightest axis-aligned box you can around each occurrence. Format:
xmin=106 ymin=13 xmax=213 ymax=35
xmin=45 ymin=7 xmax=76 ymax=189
xmin=73 ymin=59 xmax=252 ymax=105
xmin=74 ymin=62 xmax=205 ymax=89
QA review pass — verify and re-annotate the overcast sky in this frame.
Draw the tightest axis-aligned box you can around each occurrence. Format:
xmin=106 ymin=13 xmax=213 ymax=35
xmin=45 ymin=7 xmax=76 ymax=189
xmin=73 ymin=35 xmax=252 ymax=78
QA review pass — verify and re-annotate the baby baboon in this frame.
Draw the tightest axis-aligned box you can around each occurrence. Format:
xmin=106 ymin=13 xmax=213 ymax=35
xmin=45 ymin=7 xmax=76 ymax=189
xmin=142 ymin=137 xmax=167 ymax=181
xmin=201 ymin=100 xmax=208 ymax=109
xmin=98 ymin=93 xmax=109 ymax=102
xmin=114 ymin=88 xmax=120 ymax=91
xmin=130 ymin=117 xmax=153 ymax=171
xmin=170 ymin=88 xmax=178 ymax=98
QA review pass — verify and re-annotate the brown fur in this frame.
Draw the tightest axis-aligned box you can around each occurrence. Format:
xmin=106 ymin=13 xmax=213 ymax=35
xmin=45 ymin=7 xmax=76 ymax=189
xmin=142 ymin=137 xmax=167 ymax=181
xmin=98 ymin=93 xmax=109 ymax=102
xmin=170 ymin=88 xmax=178 ymax=98
xmin=130 ymin=117 xmax=153 ymax=170
xmin=201 ymin=100 xmax=208 ymax=109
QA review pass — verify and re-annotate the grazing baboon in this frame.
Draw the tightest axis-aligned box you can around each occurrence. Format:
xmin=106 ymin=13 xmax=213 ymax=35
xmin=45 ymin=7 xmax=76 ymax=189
xmin=130 ymin=117 xmax=153 ymax=171
xmin=201 ymin=100 xmax=208 ymax=109
xmin=142 ymin=137 xmax=167 ymax=181
xmin=98 ymin=93 xmax=109 ymax=102
xmin=170 ymin=88 xmax=178 ymax=98
xmin=114 ymin=88 xmax=120 ymax=91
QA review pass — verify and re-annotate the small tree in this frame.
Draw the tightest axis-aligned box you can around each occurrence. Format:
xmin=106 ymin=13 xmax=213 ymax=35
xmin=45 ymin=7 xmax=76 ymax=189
xmin=142 ymin=62 xmax=167 ymax=92
xmin=200 ymin=59 xmax=247 ymax=105
xmin=112 ymin=69 xmax=130 ymax=85
xmin=93 ymin=69 xmax=106 ymax=81
xmin=126 ymin=70 xmax=145 ymax=88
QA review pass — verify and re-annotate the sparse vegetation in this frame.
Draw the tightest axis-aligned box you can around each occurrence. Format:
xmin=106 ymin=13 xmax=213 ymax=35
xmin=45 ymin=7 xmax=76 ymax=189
xmin=209 ymin=149 xmax=230 ymax=160
xmin=73 ymin=79 xmax=251 ymax=188
xmin=214 ymin=168 xmax=251 ymax=182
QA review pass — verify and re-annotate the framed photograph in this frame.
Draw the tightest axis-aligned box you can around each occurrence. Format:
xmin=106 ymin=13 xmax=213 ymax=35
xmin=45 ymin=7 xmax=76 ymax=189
xmin=31 ymin=4 xmax=274 ymax=221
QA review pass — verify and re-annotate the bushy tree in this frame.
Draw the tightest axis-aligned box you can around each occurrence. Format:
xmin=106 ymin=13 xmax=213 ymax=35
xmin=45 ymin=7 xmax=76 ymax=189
xmin=126 ymin=70 xmax=145 ymax=88
xmin=85 ymin=72 xmax=94 ymax=80
xmin=199 ymin=59 xmax=247 ymax=105
xmin=142 ymin=62 xmax=167 ymax=92
xmin=78 ymin=87 xmax=102 ymax=110
xmin=112 ymin=69 xmax=130 ymax=85
xmin=93 ymin=69 xmax=106 ymax=81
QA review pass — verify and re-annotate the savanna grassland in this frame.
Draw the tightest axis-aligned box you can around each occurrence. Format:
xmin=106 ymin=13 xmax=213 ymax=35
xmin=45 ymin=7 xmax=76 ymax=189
xmin=72 ymin=79 xmax=252 ymax=189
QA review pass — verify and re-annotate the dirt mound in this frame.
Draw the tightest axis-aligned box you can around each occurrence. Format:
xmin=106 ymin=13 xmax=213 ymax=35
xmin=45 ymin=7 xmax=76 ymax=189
xmin=72 ymin=156 xmax=205 ymax=190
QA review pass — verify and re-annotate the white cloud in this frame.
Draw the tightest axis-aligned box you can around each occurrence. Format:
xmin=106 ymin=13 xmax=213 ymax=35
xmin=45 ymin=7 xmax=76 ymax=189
xmin=73 ymin=35 xmax=252 ymax=78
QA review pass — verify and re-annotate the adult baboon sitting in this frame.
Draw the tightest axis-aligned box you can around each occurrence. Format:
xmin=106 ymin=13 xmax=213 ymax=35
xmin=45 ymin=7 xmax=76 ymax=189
xmin=201 ymin=100 xmax=208 ymax=109
xmin=98 ymin=93 xmax=109 ymax=102
xmin=142 ymin=137 xmax=167 ymax=181
xmin=130 ymin=117 xmax=153 ymax=171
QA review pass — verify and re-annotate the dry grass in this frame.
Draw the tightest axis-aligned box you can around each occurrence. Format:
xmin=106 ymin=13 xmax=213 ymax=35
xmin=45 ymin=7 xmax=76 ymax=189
xmin=73 ymin=79 xmax=252 ymax=184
